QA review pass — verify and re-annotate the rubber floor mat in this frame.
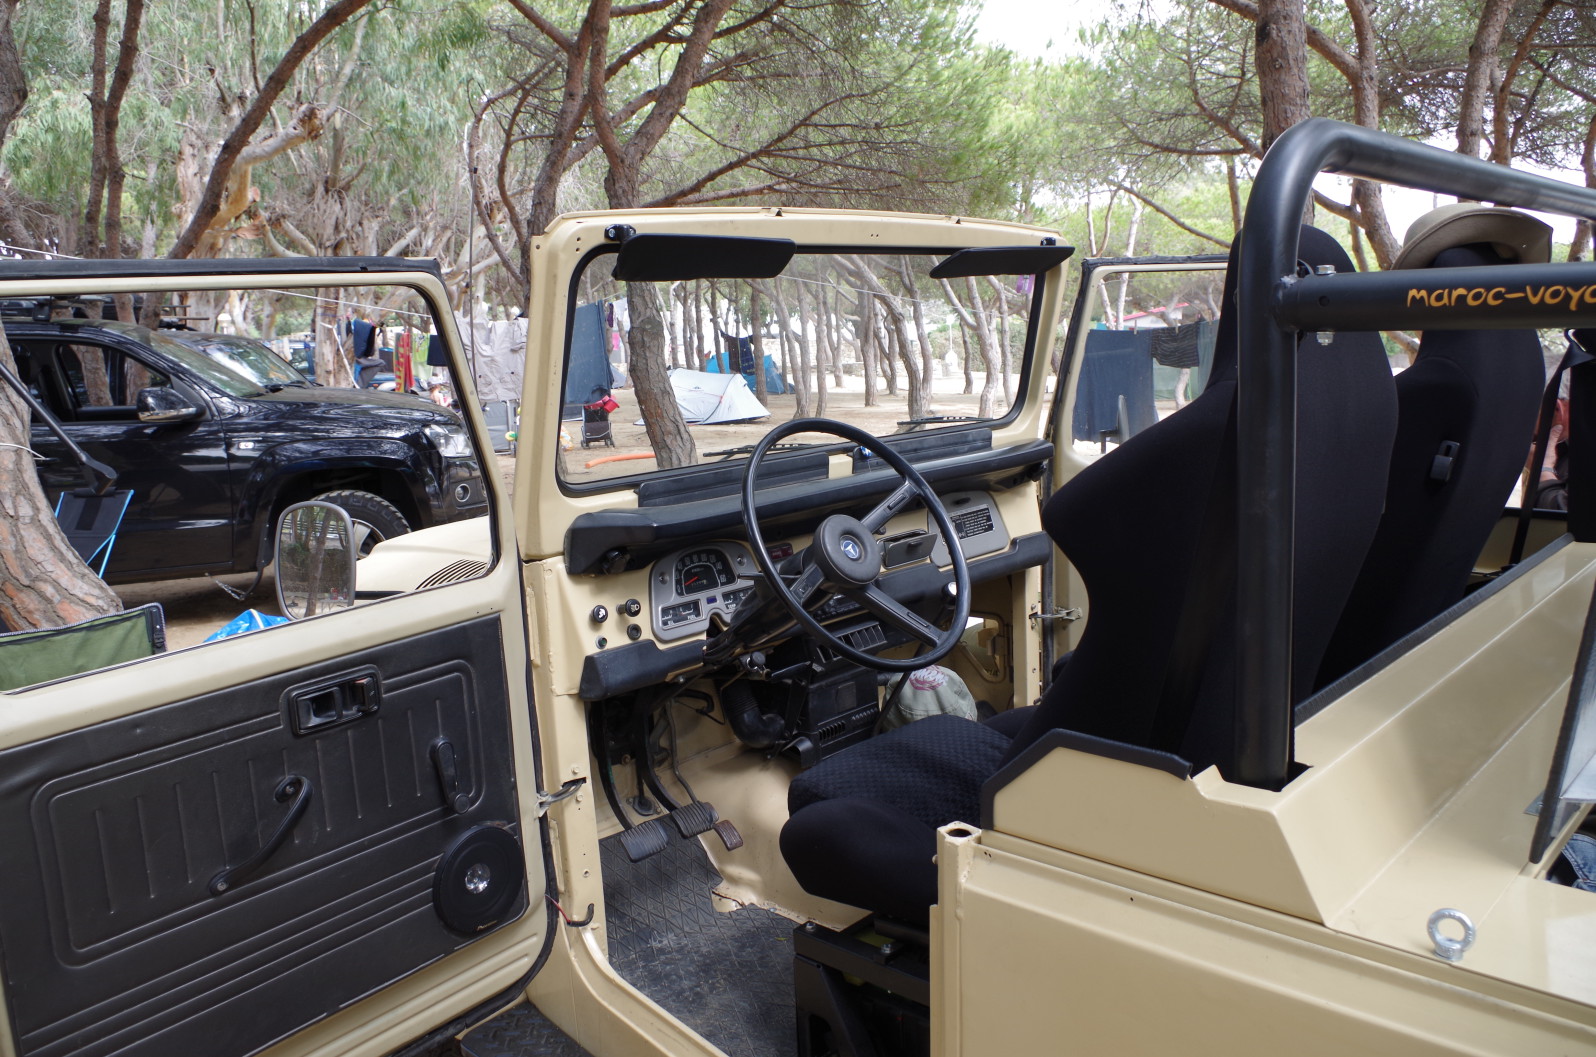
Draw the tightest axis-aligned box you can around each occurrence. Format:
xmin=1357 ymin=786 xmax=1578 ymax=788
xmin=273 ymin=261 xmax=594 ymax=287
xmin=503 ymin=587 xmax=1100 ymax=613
xmin=600 ymin=832 xmax=794 ymax=1057
xmin=458 ymin=1000 xmax=593 ymax=1057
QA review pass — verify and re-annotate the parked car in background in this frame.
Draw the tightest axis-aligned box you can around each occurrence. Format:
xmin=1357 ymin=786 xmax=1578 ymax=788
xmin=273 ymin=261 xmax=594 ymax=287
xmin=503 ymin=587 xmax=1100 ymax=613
xmin=4 ymin=308 xmax=488 ymax=583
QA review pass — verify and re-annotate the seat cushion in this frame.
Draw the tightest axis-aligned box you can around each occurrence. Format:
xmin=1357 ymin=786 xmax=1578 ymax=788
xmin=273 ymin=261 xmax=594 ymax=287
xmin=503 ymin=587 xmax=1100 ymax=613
xmin=783 ymin=714 xmax=1011 ymax=924
xmin=788 ymin=713 xmax=1011 ymax=830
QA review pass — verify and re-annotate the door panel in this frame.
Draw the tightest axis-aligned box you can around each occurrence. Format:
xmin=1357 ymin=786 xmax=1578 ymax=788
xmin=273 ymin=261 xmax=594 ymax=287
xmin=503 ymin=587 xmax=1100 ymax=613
xmin=0 ymin=617 xmax=523 ymax=1057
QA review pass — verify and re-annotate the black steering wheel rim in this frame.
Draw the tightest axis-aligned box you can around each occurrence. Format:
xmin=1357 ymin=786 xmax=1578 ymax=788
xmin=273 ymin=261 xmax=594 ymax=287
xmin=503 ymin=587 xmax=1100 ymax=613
xmin=740 ymin=417 xmax=972 ymax=672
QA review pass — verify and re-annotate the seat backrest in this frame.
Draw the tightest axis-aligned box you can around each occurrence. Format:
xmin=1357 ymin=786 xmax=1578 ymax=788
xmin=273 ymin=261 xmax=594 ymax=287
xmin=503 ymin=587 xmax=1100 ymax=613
xmin=0 ymin=603 xmax=165 ymax=693
xmin=1008 ymin=227 xmax=1398 ymax=778
xmin=1316 ymin=244 xmax=1545 ymax=686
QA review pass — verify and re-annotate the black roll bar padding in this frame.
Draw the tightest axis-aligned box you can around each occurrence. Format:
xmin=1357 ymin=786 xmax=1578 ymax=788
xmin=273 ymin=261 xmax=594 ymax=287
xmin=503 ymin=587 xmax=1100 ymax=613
xmin=1277 ymin=261 xmax=1596 ymax=332
xmin=1234 ymin=118 xmax=1596 ymax=791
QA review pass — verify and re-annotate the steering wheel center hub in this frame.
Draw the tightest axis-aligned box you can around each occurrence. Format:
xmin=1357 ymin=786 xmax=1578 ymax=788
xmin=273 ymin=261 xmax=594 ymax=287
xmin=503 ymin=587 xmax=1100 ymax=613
xmin=814 ymin=515 xmax=881 ymax=587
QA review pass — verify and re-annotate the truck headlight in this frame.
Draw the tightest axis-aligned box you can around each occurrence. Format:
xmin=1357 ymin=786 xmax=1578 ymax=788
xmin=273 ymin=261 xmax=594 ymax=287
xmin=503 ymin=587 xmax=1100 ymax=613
xmin=424 ymin=422 xmax=474 ymax=459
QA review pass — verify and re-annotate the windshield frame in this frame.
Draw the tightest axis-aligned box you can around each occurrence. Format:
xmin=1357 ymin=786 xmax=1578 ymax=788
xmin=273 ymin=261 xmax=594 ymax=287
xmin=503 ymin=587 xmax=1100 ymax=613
xmin=554 ymin=241 xmax=1052 ymax=499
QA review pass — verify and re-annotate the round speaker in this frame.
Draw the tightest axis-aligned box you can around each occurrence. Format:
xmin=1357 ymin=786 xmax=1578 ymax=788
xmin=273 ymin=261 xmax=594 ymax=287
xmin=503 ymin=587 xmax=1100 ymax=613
xmin=432 ymin=825 xmax=525 ymax=934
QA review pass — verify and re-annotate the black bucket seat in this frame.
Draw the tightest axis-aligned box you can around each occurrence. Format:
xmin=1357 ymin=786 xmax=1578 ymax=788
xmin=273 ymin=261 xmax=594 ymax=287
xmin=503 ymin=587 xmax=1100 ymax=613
xmin=780 ymin=227 xmax=1399 ymax=924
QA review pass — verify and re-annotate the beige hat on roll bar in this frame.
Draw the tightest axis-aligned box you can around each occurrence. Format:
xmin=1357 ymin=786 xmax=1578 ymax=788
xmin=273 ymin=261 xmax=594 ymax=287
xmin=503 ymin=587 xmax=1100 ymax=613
xmin=1392 ymin=202 xmax=1554 ymax=270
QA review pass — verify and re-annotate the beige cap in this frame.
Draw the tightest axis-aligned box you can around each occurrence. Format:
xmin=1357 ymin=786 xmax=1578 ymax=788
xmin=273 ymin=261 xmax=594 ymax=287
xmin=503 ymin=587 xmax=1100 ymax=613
xmin=1392 ymin=203 xmax=1553 ymax=270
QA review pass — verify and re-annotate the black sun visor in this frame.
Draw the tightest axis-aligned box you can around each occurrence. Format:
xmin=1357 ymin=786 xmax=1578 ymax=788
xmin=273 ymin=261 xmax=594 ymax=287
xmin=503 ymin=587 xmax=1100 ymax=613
xmin=930 ymin=244 xmax=1075 ymax=279
xmin=611 ymin=234 xmax=796 ymax=282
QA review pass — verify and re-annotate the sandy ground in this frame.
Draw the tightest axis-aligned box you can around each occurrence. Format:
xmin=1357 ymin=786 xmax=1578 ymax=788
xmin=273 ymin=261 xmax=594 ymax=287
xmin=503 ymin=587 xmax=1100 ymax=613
xmin=118 ymin=372 xmax=1032 ymax=649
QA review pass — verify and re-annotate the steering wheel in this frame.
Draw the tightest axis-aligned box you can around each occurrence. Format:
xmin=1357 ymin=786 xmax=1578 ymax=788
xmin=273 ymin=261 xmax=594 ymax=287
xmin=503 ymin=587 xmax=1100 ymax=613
xmin=740 ymin=418 xmax=971 ymax=672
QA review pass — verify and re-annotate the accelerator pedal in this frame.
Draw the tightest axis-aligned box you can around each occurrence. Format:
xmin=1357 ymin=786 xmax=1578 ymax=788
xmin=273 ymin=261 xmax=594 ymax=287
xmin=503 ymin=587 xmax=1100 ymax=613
xmin=618 ymin=818 xmax=671 ymax=863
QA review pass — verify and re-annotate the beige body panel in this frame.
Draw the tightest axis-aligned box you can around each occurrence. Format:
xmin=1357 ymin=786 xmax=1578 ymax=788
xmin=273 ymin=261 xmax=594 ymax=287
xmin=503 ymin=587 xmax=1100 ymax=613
xmin=936 ymin=828 xmax=1596 ymax=1056
xmin=951 ymin=544 xmax=1596 ymax=1053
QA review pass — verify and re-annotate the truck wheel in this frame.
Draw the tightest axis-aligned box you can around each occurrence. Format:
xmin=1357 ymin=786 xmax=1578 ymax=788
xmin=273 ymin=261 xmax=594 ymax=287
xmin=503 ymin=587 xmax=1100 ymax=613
xmin=313 ymin=489 xmax=412 ymax=558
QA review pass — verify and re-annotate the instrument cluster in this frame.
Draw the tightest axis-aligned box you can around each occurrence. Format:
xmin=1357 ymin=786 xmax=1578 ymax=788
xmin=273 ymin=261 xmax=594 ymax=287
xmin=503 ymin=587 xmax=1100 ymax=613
xmin=648 ymin=542 xmax=760 ymax=641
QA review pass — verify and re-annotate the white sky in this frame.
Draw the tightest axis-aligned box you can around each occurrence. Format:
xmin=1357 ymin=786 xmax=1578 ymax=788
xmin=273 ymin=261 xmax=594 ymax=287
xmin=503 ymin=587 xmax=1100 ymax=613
xmin=971 ymin=0 xmax=1096 ymax=57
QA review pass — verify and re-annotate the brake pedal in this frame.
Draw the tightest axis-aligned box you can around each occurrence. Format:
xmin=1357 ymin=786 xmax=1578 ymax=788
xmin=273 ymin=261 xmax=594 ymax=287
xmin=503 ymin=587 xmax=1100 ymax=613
xmin=618 ymin=818 xmax=671 ymax=862
xmin=668 ymin=800 xmax=719 ymax=838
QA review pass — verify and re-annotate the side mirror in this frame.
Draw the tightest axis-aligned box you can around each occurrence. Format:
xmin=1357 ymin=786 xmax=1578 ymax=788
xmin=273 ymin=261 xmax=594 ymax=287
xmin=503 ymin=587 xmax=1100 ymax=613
xmin=136 ymin=386 xmax=201 ymax=424
xmin=274 ymin=501 xmax=357 ymax=619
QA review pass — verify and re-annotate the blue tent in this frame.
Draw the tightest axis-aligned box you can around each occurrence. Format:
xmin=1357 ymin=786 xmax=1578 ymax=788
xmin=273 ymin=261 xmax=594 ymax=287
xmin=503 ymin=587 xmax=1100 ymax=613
xmin=705 ymin=344 xmax=787 ymax=395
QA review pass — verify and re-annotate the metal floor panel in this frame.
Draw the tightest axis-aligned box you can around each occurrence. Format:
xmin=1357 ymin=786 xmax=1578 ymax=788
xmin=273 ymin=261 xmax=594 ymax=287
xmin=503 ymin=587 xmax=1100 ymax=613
xmin=600 ymin=832 xmax=794 ymax=1057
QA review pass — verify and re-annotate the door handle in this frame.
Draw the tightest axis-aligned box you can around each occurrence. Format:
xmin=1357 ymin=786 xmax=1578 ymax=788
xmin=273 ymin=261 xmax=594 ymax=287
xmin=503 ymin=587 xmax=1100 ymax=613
xmin=210 ymin=774 xmax=312 ymax=896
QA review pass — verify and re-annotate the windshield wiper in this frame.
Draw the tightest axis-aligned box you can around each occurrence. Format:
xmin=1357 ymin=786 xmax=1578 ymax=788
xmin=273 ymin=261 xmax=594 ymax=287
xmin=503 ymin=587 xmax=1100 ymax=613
xmin=894 ymin=414 xmax=988 ymax=432
xmin=705 ymin=441 xmax=809 ymax=460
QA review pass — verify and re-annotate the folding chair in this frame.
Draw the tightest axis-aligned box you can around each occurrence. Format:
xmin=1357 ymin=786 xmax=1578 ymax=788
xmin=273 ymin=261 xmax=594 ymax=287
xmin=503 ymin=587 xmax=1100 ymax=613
xmin=53 ymin=489 xmax=135 ymax=577
xmin=0 ymin=603 xmax=166 ymax=692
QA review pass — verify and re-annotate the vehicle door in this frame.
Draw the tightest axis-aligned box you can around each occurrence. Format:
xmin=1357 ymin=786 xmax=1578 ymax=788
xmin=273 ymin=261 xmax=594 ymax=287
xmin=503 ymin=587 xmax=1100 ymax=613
xmin=0 ymin=265 xmax=553 ymax=1057
xmin=11 ymin=329 xmax=237 ymax=577
xmin=1040 ymin=254 xmax=1229 ymax=675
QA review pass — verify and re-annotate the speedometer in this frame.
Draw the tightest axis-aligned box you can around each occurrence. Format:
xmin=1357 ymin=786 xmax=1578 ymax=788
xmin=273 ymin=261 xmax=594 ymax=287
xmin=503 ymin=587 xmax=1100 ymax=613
xmin=675 ymin=549 xmax=733 ymax=595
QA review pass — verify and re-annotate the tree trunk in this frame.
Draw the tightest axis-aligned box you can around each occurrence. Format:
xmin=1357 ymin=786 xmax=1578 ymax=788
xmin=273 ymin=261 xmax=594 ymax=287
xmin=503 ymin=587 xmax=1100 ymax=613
xmin=965 ymin=277 xmax=1001 ymax=418
xmin=0 ymin=328 xmax=122 ymax=630
xmin=628 ymin=283 xmax=696 ymax=467
xmin=859 ymin=295 xmax=878 ymax=407
xmin=792 ymin=279 xmax=816 ymax=419
xmin=1457 ymin=0 xmax=1516 ymax=159
xmin=750 ymin=282 xmax=768 ymax=404
xmin=989 ymin=276 xmax=1012 ymax=406
xmin=1254 ymin=0 xmax=1312 ymax=151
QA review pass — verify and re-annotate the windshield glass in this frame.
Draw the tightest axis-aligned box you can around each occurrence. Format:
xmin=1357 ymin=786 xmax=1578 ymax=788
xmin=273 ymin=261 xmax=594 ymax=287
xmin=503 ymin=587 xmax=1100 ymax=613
xmin=557 ymin=248 xmax=1039 ymax=487
xmin=165 ymin=332 xmax=309 ymax=388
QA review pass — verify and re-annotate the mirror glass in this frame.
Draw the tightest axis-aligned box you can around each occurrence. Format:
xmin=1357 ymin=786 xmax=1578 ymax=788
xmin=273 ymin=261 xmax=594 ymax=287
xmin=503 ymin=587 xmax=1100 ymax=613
xmin=275 ymin=501 xmax=357 ymax=619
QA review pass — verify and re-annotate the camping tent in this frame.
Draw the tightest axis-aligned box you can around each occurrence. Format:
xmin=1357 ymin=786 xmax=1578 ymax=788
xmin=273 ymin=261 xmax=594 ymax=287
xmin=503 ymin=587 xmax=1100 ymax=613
xmin=705 ymin=345 xmax=788 ymax=395
xmin=668 ymin=368 xmax=770 ymax=424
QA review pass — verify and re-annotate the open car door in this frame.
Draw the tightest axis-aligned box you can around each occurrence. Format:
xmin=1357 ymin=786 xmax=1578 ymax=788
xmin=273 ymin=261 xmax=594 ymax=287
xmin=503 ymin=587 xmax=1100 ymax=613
xmin=0 ymin=262 xmax=552 ymax=1057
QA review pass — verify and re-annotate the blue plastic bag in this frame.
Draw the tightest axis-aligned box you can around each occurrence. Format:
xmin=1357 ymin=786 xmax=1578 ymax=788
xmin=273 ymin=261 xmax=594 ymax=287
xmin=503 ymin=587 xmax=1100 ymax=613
xmin=204 ymin=609 xmax=290 ymax=642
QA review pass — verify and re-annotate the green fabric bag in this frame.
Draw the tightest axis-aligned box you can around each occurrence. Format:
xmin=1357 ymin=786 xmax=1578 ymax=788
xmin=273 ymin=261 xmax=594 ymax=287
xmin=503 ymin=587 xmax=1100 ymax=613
xmin=0 ymin=604 xmax=166 ymax=693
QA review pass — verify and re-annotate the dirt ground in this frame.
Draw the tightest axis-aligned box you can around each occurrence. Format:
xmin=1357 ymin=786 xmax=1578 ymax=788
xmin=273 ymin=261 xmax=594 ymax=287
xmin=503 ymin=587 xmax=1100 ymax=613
xmin=121 ymin=372 xmax=1036 ymax=649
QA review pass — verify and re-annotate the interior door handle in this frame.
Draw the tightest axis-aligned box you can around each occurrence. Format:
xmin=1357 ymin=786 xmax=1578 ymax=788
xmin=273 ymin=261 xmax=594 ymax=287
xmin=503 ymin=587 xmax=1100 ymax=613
xmin=210 ymin=774 xmax=312 ymax=896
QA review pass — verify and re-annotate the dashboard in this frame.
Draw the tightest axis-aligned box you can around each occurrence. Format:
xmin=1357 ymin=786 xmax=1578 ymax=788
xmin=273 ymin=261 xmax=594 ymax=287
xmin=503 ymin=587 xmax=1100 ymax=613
xmin=645 ymin=490 xmax=1012 ymax=641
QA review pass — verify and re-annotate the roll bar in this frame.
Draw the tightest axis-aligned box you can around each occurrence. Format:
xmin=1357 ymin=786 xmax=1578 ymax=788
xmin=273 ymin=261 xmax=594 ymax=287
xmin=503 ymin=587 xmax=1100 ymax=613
xmin=1233 ymin=118 xmax=1596 ymax=789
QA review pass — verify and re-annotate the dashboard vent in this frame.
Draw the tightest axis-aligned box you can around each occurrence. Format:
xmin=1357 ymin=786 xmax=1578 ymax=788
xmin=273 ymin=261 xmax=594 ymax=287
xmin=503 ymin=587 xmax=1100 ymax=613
xmin=840 ymin=624 xmax=886 ymax=652
xmin=416 ymin=559 xmax=489 ymax=590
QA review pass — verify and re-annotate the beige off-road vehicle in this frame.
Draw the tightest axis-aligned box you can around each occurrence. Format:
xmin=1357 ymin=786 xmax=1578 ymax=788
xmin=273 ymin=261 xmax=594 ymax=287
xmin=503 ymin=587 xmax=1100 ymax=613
xmin=2 ymin=119 xmax=1594 ymax=1057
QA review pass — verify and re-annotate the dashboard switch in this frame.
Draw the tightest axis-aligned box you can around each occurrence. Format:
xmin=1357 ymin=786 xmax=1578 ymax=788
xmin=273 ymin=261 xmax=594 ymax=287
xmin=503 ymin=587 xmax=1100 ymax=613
xmin=623 ymin=598 xmax=642 ymax=617
xmin=591 ymin=605 xmax=609 ymax=624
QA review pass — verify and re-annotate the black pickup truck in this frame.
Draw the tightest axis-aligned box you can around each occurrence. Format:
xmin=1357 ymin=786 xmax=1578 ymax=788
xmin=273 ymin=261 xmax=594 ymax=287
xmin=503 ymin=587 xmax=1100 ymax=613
xmin=5 ymin=313 xmax=487 ymax=584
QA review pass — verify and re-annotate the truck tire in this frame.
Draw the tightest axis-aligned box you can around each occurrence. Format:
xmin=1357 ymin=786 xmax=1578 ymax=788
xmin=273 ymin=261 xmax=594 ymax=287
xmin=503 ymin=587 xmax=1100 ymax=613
xmin=313 ymin=489 xmax=412 ymax=558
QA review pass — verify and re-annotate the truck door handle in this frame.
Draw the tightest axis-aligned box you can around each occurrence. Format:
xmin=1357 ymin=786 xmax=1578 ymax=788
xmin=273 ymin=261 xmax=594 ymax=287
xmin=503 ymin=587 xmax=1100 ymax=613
xmin=210 ymin=774 xmax=313 ymax=896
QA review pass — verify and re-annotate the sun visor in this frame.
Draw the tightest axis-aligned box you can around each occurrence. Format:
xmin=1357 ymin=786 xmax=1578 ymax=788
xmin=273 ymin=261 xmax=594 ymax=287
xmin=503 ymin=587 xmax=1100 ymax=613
xmin=930 ymin=244 xmax=1074 ymax=279
xmin=610 ymin=234 xmax=796 ymax=281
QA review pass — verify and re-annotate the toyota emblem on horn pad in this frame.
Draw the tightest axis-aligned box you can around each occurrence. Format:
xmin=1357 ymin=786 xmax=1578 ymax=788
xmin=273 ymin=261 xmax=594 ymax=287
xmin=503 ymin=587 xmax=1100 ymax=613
xmin=840 ymin=536 xmax=863 ymax=561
